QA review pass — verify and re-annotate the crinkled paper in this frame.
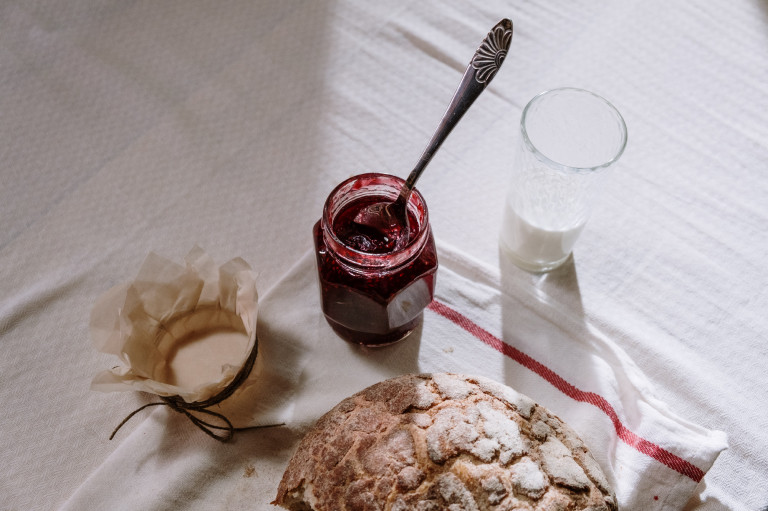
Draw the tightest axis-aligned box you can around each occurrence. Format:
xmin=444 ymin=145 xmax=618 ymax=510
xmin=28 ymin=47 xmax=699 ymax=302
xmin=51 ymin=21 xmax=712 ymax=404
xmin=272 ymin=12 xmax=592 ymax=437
xmin=90 ymin=247 xmax=258 ymax=406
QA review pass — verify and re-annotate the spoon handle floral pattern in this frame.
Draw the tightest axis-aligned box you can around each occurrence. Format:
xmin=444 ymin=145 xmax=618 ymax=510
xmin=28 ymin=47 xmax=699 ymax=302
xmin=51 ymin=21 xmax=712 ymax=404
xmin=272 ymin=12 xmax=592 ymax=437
xmin=472 ymin=19 xmax=514 ymax=85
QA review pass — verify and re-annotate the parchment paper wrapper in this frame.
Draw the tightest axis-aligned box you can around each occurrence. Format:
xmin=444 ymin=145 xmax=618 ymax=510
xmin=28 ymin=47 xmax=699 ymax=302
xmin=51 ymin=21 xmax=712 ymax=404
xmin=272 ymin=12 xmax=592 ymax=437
xmin=91 ymin=247 xmax=262 ymax=427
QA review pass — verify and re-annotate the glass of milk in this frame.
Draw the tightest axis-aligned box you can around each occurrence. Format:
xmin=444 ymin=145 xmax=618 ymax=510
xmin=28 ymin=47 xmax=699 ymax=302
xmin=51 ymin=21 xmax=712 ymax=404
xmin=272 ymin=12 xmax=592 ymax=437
xmin=500 ymin=88 xmax=627 ymax=272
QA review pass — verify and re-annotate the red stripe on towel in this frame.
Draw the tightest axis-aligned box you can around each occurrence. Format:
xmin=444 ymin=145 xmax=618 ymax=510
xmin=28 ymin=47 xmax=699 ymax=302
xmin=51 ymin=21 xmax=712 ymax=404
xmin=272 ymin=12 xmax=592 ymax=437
xmin=427 ymin=299 xmax=705 ymax=483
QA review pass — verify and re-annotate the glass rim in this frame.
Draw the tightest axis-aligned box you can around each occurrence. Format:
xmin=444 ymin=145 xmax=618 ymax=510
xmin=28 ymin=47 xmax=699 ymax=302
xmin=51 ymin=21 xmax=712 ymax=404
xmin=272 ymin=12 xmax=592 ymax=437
xmin=520 ymin=87 xmax=628 ymax=173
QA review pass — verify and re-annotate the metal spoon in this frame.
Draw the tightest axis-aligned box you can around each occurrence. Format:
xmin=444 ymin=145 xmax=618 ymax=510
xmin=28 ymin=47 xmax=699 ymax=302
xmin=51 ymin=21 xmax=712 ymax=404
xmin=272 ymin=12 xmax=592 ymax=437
xmin=353 ymin=18 xmax=513 ymax=249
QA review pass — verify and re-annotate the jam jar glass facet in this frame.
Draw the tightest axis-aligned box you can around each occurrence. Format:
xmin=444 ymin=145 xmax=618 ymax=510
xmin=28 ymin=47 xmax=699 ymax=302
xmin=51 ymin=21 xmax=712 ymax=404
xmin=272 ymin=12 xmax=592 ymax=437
xmin=313 ymin=173 xmax=438 ymax=346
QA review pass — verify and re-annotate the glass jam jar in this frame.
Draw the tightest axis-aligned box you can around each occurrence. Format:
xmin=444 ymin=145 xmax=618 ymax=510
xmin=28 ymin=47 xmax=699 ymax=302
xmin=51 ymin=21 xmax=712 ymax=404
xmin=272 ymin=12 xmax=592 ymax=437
xmin=313 ymin=173 xmax=438 ymax=346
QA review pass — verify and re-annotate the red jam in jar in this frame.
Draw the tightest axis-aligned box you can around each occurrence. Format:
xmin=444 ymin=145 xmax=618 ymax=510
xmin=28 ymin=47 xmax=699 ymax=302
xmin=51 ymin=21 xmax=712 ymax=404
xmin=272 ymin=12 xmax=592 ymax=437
xmin=313 ymin=173 xmax=438 ymax=346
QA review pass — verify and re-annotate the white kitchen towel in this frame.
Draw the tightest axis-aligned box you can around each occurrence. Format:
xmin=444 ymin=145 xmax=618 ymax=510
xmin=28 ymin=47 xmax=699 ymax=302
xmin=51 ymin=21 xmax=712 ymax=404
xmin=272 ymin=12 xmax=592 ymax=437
xmin=61 ymin=241 xmax=727 ymax=510
xmin=423 ymin=243 xmax=729 ymax=510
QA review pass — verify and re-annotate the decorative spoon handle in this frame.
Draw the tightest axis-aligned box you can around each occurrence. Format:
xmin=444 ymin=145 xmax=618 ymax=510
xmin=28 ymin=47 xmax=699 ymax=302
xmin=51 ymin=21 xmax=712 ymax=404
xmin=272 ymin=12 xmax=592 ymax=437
xmin=400 ymin=18 xmax=513 ymax=198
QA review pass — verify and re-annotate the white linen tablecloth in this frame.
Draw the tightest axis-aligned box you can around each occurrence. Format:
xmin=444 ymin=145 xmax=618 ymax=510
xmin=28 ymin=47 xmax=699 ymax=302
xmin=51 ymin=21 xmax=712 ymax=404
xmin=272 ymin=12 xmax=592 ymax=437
xmin=1 ymin=1 xmax=766 ymax=509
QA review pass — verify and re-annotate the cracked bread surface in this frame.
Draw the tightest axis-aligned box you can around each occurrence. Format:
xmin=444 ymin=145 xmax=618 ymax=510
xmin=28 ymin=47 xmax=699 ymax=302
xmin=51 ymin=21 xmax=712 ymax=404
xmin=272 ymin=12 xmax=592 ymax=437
xmin=273 ymin=373 xmax=617 ymax=511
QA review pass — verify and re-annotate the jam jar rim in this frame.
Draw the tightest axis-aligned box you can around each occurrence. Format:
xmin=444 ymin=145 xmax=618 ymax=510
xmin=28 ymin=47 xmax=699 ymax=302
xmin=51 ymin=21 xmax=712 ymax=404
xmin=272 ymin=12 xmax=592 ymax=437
xmin=321 ymin=172 xmax=431 ymax=270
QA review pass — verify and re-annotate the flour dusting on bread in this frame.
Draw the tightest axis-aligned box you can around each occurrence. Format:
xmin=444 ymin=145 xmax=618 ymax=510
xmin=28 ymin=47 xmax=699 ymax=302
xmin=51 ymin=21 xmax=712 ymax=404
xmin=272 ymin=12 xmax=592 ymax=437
xmin=273 ymin=373 xmax=616 ymax=510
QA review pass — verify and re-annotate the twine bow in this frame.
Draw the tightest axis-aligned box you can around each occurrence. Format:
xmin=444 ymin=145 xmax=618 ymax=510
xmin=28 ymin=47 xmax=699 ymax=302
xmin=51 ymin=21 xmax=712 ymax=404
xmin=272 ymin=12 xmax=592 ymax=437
xmin=109 ymin=334 xmax=278 ymax=442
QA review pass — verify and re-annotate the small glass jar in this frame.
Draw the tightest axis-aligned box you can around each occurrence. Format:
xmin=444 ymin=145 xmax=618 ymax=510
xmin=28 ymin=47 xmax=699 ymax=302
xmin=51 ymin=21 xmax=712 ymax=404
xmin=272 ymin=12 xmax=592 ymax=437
xmin=313 ymin=173 xmax=438 ymax=346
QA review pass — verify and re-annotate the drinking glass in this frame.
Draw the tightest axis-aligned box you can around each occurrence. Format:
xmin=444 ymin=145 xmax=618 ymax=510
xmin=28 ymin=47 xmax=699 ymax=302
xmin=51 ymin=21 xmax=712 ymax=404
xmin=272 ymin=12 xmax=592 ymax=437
xmin=500 ymin=88 xmax=627 ymax=272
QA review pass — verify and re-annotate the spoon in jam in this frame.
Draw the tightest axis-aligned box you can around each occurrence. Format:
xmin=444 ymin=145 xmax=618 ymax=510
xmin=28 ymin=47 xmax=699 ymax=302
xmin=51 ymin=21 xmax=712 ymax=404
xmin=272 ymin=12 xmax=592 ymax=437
xmin=353 ymin=18 xmax=513 ymax=250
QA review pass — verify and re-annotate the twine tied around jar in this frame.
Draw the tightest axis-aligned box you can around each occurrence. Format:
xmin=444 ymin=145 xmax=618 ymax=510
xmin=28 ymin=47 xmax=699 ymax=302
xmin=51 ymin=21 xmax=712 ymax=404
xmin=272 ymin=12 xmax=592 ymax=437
xmin=109 ymin=333 xmax=282 ymax=442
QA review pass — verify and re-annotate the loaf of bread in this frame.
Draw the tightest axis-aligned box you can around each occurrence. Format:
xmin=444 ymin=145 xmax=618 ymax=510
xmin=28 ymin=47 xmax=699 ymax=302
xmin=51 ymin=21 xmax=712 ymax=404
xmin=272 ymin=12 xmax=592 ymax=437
xmin=273 ymin=373 xmax=617 ymax=510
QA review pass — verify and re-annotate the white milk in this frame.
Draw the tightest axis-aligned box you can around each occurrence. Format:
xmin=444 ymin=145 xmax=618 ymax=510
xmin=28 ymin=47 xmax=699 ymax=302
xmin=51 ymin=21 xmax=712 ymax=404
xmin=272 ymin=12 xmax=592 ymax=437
xmin=500 ymin=202 xmax=585 ymax=272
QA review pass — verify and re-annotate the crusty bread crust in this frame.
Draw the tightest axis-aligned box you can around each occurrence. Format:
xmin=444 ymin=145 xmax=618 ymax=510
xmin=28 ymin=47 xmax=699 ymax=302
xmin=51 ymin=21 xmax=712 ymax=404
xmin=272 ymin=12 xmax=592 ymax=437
xmin=273 ymin=373 xmax=617 ymax=510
